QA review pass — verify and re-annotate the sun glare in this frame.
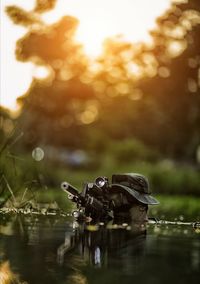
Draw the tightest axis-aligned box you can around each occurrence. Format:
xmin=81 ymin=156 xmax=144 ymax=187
xmin=42 ymin=0 xmax=172 ymax=57
xmin=1 ymin=0 xmax=172 ymax=111
xmin=33 ymin=66 xmax=51 ymax=79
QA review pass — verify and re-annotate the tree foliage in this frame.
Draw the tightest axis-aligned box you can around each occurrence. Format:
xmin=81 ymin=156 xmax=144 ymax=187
xmin=34 ymin=0 xmax=57 ymax=13
xmin=5 ymin=5 xmax=40 ymax=27
xmin=5 ymin=0 xmax=200 ymax=162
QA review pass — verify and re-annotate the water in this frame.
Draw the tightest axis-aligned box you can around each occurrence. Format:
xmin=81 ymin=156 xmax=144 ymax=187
xmin=0 ymin=215 xmax=200 ymax=284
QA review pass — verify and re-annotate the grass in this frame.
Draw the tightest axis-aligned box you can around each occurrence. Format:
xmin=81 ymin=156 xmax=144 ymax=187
xmin=149 ymin=194 xmax=200 ymax=221
xmin=1 ymin=146 xmax=200 ymax=221
xmin=13 ymin=187 xmax=200 ymax=221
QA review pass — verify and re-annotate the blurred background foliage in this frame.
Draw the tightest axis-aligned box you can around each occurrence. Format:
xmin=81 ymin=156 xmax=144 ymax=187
xmin=1 ymin=0 xmax=200 ymax=217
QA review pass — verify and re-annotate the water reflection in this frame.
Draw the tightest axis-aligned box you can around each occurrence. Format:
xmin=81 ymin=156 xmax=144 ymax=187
xmin=57 ymin=221 xmax=147 ymax=275
xmin=0 ymin=216 xmax=200 ymax=284
xmin=0 ymin=261 xmax=22 ymax=284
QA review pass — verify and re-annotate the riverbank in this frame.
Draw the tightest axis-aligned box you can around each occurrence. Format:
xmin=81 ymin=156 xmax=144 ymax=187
xmin=149 ymin=194 xmax=200 ymax=221
xmin=1 ymin=189 xmax=199 ymax=222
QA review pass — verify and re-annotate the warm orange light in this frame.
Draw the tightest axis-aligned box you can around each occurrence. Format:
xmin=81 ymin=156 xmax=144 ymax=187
xmin=42 ymin=0 xmax=172 ymax=57
xmin=1 ymin=0 xmax=172 ymax=110
xmin=0 ymin=261 xmax=19 ymax=283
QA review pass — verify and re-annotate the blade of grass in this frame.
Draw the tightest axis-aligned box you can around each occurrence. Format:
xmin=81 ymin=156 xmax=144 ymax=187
xmin=2 ymin=175 xmax=16 ymax=203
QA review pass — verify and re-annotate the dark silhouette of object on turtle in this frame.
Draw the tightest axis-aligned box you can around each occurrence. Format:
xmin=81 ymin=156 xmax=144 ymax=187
xmin=61 ymin=173 xmax=159 ymax=223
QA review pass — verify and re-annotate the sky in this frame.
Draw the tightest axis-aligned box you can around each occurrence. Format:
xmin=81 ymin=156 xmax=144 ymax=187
xmin=0 ymin=0 xmax=172 ymax=111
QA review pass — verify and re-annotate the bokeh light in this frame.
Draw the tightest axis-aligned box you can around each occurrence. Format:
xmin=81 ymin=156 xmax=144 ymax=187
xmin=32 ymin=147 xmax=45 ymax=161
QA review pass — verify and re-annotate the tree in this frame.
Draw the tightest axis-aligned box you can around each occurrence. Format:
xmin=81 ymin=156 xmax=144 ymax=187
xmin=6 ymin=2 xmax=97 ymax=149
xmin=136 ymin=0 xmax=200 ymax=159
xmin=6 ymin=0 xmax=200 ymax=161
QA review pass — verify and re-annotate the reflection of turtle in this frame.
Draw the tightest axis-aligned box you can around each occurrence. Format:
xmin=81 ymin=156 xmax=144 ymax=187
xmin=62 ymin=173 xmax=159 ymax=222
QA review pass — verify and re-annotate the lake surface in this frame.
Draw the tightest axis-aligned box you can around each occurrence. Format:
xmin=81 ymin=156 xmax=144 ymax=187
xmin=0 ymin=215 xmax=200 ymax=284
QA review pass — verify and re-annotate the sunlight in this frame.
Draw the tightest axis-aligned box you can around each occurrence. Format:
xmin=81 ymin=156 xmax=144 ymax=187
xmin=42 ymin=0 xmax=172 ymax=57
xmin=0 ymin=0 xmax=35 ymax=111
xmin=33 ymin=66 xmax=50 ymax=79
xmin=1 ymin=0 xmax=172 ymax=111
xmin=167 ymin=40 xmax=187 ymax=57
